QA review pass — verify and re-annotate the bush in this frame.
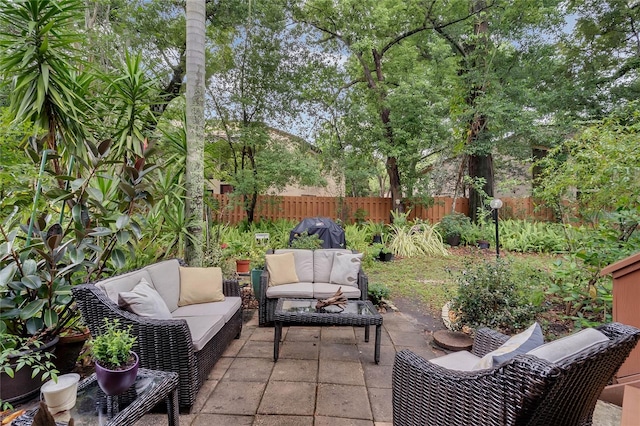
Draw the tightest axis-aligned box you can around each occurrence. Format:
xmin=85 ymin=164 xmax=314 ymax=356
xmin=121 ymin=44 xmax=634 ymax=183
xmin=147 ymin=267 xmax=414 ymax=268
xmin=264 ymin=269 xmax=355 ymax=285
xmin=450 ymin=259 xmax=539 ymax=334
xmin=290 ymin=231 xmax=323 ymax=249
xmin=368 ymin=282 xmax=391 ymax=305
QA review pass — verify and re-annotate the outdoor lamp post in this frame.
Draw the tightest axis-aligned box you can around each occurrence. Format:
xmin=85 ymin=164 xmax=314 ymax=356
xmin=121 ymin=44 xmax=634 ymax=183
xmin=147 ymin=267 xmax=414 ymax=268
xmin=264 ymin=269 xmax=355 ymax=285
xmin=490 ymin=198 xmax=503 ymax=259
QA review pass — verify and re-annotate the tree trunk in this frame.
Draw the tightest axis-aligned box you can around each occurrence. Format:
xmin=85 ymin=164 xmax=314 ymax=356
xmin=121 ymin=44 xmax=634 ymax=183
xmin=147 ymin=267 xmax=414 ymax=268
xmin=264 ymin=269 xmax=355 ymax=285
xmin=466 ymin=0 xmax=493 ymax=223
xmin=468 ymin=153 xmax=493 ymax=222
xmin=185 ymin=0 xmax=205 ymax=266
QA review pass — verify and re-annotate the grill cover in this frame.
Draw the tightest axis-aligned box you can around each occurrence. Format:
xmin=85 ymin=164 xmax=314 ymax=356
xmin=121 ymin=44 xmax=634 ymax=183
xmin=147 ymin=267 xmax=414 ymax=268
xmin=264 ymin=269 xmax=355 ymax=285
xmin=289 ymin=217 xmax=346 ymax=249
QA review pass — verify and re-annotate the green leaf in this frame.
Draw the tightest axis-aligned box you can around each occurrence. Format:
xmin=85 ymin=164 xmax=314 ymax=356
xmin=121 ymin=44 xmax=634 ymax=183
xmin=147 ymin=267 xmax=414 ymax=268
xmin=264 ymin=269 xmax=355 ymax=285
xmin=0 ymin=264 xmax=17 ymax=287
xmin=20 ymin=300 xmax=46 ymax=319
xmin=111 ymin=248 xmax=126 ymax=268
xmin=21 ymin=275 xmax=42 ymax=290
xmin=89 ymin=227 xmax=113 ymax=237
xmin=22 ymin=258 xmax=37 ymax=276
xmin=116 ymin=215 xmax=130 ymax=230
xmin=68 ymin=246 xmax=85 ymax=264
xmin=116 ymin=230 xmax=130 ymax=245
xmin=43 ymin=308 xmax=58 ymax=328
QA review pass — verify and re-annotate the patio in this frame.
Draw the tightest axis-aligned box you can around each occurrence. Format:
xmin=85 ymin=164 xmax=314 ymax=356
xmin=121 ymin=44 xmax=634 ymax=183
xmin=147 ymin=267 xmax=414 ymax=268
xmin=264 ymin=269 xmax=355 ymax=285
xmin=130 ymin=308 xmax=623 ymax=426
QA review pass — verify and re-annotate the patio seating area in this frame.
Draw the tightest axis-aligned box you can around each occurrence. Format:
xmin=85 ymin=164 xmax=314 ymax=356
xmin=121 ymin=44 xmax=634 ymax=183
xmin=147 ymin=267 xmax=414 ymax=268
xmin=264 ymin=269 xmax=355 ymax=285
xmin=128 ymin=308 xmax=623 ymax=426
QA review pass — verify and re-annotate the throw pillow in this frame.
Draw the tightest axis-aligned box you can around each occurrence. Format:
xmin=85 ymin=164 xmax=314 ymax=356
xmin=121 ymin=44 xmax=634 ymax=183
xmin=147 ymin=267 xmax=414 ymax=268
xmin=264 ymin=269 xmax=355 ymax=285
xmin=329 ymin=252 xmax=362 ymax=287
xmin=118 ymin=278 xmax=173 ymax=319
xmin=473 ymin=322 xmax=544 ymax=370
xmin=266 ymin=252 xmax=299 ymax=286
xmin=178 ymin=266 xmax=225 ymax=306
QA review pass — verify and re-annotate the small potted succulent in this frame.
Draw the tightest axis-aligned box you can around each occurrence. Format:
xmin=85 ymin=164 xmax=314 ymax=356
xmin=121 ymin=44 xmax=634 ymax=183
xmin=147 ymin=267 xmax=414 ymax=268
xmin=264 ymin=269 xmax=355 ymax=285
xmin=91 ymin=319 xmax=138 ymax=396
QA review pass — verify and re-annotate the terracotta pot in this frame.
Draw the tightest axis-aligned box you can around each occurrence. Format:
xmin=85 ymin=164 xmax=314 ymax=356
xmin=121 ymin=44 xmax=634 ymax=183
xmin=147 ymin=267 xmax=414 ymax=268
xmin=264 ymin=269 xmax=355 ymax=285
xmin=236 ymin=259 xmax=250 ymax=274
xmin=54 ymin=329 xmax=90 ymax=374
xmin=0 ymin=336 xmax=59 ymax=404
xmin=95 ymin=351 xmax=139 ymax=396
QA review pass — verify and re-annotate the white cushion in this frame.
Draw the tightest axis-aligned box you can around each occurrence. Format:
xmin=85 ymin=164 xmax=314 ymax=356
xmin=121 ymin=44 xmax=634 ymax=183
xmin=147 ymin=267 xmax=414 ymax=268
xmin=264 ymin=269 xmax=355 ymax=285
xmin=117 ymin=278 xmax=173 ymax=319
xmin=329 ymin=252 xmax=362 ymax=287
xmin=174 ymin=315 xmax=225 ymax=351
xmin=313 ymin=249 xmax=351 ymax=283
xmin=171 ymin=297 xmax=241 ymax=323
xmin=430 ymin=351 xmax=481 ymax=372
xmin=96 ymin=269 xmax=153 ymax=304
xmin=474 ymin=322 xmax=544 ymax=370
xmin=266 ymin=282 xmax=314 ymax=298
xmin=313 ymin=283 xmax=361 ymax=299
xmin=274 ymin=249 xmax=314 ymax=283
xmin=527 ymin=327 xmax=609 ymax=364
xmin=145 ymin=259 xmax=181 ymax=312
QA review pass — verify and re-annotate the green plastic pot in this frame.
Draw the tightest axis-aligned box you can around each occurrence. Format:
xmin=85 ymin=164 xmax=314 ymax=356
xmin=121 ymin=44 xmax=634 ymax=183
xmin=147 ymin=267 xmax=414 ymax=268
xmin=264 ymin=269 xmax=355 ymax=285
xmin=251 ymin=268 xmax=263 ymax=297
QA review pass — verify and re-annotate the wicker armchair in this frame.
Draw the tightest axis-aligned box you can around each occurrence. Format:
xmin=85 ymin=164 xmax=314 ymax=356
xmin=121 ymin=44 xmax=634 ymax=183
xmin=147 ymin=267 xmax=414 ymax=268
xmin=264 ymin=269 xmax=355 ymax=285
xmin=73 ymin=278 xmax=242 ymax=409
xmin=392 ymin=322 xmax=640 ymax=426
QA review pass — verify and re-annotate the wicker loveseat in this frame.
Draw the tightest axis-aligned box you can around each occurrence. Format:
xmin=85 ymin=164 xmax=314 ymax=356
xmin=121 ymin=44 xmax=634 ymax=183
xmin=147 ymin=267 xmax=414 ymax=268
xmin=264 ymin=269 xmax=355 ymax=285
xmin=392 ymin=322 xmax=640 ymax=426
xmin=258 ymin=248 xmax=368 ymax=326
xmin=72 ymin=259 xmax=242 ymax=409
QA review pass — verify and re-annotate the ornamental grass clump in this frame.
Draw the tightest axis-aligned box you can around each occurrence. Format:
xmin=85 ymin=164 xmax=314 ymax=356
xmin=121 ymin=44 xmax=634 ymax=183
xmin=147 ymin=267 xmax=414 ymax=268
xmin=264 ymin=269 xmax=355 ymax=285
xmin=450 ymin=259 xmax=539 ymax=334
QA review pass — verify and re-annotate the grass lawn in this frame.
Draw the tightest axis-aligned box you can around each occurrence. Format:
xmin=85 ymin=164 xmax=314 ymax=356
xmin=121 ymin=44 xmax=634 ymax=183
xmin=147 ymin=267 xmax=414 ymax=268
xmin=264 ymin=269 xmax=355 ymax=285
xmin=366 ymin=247 xmax=562 ymax=330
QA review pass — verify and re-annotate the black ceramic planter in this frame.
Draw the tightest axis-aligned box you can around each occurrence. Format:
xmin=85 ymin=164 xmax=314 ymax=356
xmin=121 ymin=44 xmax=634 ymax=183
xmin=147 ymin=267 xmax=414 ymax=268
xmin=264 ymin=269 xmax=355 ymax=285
xmin=446 ymin=234 xmax=461 ymax=247
xmin=477 ymin=240 xmax=490 ymax=249
xmin=378 ymin=252 xmax=393 ymax=262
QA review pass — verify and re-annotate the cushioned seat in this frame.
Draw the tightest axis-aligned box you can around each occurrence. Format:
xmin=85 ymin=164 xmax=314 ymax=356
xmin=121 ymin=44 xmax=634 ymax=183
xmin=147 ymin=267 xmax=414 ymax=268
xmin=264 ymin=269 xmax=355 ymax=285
xmin=171 ymin=297 xmax=242 ymax=322
xmin=177 ymin=315 xmax=225 ymax=351
xmin=312 ymin=283 xmax=361 ymax=299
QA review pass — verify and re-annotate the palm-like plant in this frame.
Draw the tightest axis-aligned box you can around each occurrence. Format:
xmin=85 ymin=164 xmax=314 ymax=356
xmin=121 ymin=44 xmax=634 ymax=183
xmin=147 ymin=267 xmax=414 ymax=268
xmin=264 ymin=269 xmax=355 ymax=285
xmin=0 ymin=0 xmax=89 ymax=175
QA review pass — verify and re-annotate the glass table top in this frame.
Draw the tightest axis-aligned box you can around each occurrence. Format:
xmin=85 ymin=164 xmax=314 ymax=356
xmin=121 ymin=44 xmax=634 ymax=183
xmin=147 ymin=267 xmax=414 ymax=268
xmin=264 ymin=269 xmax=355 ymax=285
xmin=279 ymin=299 xmax=377 ymax=316
xmin=15 ymin=371 xmax=169 ymax=426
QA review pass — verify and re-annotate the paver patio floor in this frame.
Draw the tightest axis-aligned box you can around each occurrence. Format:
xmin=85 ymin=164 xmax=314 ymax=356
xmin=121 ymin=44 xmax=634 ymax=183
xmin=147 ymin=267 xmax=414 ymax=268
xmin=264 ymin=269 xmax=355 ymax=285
xmin=131 ymin=308 xmax=621 ymax=426
xmin=134 ymin=309 xmax=443 ymax=426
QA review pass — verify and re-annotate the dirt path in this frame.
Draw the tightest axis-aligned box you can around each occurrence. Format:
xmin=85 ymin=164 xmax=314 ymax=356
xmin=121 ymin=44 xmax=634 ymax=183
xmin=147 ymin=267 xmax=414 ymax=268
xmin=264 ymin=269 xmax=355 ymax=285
xmin=391 ymin=296 xmax=447 ymax=334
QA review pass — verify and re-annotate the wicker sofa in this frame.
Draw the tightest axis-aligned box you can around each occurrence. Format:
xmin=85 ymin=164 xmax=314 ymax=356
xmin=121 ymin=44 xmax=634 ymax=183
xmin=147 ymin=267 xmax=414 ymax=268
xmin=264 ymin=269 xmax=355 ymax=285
xmin=392 ymin=322 xmax=640 ymax=426
xmin=72 ymin=259 xmax=242 ymax=409
xmin=258 ymin=248 xmax=368 ymax=326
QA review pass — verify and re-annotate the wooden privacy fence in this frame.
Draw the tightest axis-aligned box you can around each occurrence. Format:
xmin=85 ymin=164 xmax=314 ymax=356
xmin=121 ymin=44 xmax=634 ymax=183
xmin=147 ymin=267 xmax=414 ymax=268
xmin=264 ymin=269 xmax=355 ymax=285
xmin=210 ymin=194 xmax=554 ymax=224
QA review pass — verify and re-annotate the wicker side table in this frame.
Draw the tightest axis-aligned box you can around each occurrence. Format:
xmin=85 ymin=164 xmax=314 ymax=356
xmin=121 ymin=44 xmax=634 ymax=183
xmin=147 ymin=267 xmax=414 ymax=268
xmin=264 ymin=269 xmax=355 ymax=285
xmin=14 ymin=368 xmax=179 ymax=426
xmin=274 ymin=298 xmax=383 ymax=364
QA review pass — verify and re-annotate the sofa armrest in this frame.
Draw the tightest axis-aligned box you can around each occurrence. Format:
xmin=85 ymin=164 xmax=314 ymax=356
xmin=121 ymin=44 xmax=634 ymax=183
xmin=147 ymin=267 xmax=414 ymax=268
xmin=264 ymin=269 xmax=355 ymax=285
xmin=357 ymin=269 xmax=368 ymax=300
xmin=471 ymin=327 xmax=510 ymax=357
xmin=223 ymin=279 xmax=241 ymax=297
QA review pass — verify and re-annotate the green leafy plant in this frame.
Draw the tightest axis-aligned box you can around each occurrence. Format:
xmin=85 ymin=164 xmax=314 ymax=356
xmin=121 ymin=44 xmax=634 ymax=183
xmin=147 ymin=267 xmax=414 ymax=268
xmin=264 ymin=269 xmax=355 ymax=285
xmin=290 ymin=231 xmax=323 ymax=249
xmin=0 ymin=334 xmax=59 ymax=410
xmin=368 ymin=282 xmax=391 ymax=306
xmin=450 ymin=259 xmax=539 ymax=334
xmin=91 ymin=319 xmax=137 ymax=370
xmin=437 ymin=212 xmax=473 ymax=242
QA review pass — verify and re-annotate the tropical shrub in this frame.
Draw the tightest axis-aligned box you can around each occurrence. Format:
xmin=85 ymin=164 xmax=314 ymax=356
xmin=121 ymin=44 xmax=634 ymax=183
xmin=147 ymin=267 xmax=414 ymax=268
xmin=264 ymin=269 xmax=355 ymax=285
xmin=450 ymin=259 xmax=539 ymax=334
xmin=368 ymin=282 xmax=391 ymax=305
xmin=498 ymin=219 xmax=567 ymax=253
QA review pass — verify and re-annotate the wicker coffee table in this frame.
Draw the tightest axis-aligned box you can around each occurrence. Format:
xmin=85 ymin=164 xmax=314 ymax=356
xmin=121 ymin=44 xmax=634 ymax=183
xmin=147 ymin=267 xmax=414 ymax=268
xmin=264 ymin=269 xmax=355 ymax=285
xmin=274 ymin=298 xmax=383 ymax=364
xmin=14 ymin=368 xmax=179 ymax=426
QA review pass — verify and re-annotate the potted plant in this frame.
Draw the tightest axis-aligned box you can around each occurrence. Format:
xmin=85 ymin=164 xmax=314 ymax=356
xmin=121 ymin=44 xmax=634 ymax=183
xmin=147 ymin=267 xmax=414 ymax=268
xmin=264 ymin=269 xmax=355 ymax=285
xmin=437 ymin=212 xmax=472 ymax=247
xmin=0 ymin=334 xmax=59 ymax=407
xmin=249 ymin=246 xmax=266 ymax=297
xmin=91 ymin=318 xmax=138 ymax=396
xmin=227 ymin=239 xmax=252 ymax=273
xmin=367 ymin=221 xmax=386 ymax=244
xmin=372 ymin=243 xmax=393 ymax=262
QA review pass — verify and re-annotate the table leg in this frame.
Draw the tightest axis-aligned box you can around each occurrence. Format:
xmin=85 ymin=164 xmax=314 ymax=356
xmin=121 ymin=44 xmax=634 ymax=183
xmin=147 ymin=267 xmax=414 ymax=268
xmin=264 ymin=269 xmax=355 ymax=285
xmin=374 ymin=324 xmax=381 ymax=364
xmin=166 ymin=387 xmax=179 ymax=426
xmin=274 ymin=321 xmax=282 ymax=361
xmin=364 ymin=324 xmax=370 ymax=343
